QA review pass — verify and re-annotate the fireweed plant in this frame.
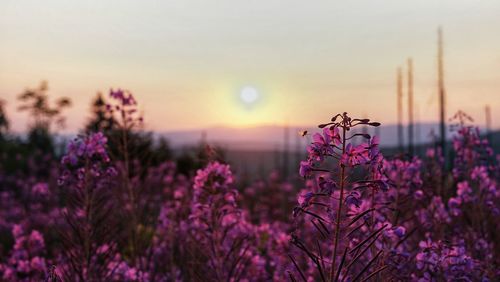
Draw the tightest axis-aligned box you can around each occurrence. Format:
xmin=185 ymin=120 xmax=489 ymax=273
xmin=149 ymin=160 xmax=290 ymax=281
xmin=417 ymin=111 xmax=499 ymax=279
xmin=0 ymin=225 xmax=48 ymax=280
xmin=105 ymin=89 xmax=144 ymax=263
xmin=289 ymin=113 xmax=402 ymax=281
xmin=57 ymin=132 xmax=119 ymax=280
xmin=188 ymin=161 xmax=253 ymax=280
xmin=379 ymin=111 xmax=499 ymax=280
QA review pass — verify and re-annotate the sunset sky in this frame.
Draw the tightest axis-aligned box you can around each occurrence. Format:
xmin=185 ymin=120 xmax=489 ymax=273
xmin=1 ymin=0 xmax=499 ymax=133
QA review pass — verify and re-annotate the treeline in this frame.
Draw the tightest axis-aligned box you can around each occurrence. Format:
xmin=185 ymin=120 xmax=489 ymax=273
xmin=0 ymin=81 xmax=213 ymax=177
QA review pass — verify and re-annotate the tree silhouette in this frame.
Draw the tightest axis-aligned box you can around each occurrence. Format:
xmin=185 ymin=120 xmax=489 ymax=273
xmin=85 ymin=92 xmax=116 ymax=133
xmin=0 ymin=99 xmax=9 ymax=137
xmin=17 ymin=81 xmax=71 ymax=152
xmin=18 ymin=81 xmax=71 ymax=130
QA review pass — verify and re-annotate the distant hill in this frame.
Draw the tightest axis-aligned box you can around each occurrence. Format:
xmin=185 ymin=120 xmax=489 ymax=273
xmin=168 ymin=126 xmax=497 ymax=181
xmin=159 ymin=123 xmax=490 ymax=151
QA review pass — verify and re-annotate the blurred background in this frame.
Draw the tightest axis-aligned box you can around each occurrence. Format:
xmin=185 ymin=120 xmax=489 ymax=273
xmin=1 ymin=0 xmax=499 ymax=177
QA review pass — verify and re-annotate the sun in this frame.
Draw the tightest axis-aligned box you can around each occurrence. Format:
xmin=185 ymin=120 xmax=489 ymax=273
xmin=240 ymin=86 xmax=259 ymax=105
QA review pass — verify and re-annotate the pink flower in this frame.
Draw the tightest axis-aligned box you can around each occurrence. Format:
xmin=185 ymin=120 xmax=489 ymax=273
xmin=341 ymin=143 xmax=368 ymax=166
xmin=297 ymin=191 xmax=314 ymax=207
xmin=299 ymin=161 xmax=312 ymax=177
xmin=193 ymin=161 xmax=233 ymax=193
xmin=32 ymin=182 xmax=49 ymax=196
xmin=457 ymin=181 xmax=473 ymax=203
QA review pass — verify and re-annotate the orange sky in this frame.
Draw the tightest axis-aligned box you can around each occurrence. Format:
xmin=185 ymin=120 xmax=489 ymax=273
xmin=1 ymin=1 xmax=499 ymax=133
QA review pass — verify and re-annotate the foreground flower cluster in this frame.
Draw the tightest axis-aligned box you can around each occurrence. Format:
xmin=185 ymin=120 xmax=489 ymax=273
xmin=0 ymin=92 xmax=498 ymax=281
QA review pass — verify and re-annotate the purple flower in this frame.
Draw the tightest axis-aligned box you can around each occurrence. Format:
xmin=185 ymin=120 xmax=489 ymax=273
xmin=448 ymin=197 xmax=462 ymax=216
xmin=318 ymin=177 xmax=336 ymax=194
xmin=299 ymin=161 xmax=312 ymax=178
xmin=456 ymin=181 xmax=473 ymax=203
xmin=341 ymin=143 xmax=368 ymax=166
xmin=345 ymin=191 xmax=361 ymax=208
xmin=414 ymin=190 xmax=424 ymax=200
xmin=393 ymin=226 xmax=406 ymax=238
xmin=32 ymin=182 xmax=49 ymax=197
xmin=193 ymin=161 xmax=234 ymax=193
xmin=62 ymin=132 xmax=110 ymax=167
xmin=297 ymin=191 xmax=314 ymax=207
xmin=367 ymin=136 xmax=380 ymax=159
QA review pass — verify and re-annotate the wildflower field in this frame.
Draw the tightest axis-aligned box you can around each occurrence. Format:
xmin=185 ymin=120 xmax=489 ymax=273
xmin=3 ymin=1 xmax=500 ymax=280
xmin=0 ymin=87 xmax=498 ymax=282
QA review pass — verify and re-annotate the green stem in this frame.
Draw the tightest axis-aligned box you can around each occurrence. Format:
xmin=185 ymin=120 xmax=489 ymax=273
xmin=121 ymin=114 xmax=138 ymax=264
xmin=330 ymin=123 xmax=347 ymax=282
